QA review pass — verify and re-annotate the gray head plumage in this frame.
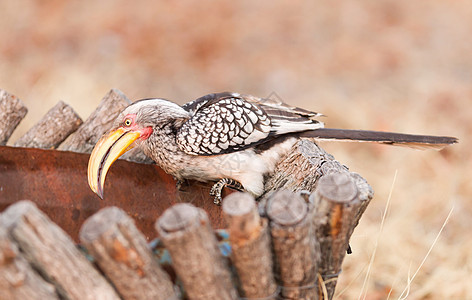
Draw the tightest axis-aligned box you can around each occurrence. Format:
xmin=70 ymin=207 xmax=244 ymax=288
xmin=116 ymin=98 xmax=190 ymax=128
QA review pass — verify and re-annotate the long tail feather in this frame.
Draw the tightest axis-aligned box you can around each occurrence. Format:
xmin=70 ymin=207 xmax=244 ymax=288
xmin=299 ymin=128 xmax=458 ymax=150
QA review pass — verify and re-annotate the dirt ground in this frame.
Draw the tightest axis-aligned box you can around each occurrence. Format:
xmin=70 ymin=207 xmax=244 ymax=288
xmin=1 ymin=1 xmax=470 ymax=298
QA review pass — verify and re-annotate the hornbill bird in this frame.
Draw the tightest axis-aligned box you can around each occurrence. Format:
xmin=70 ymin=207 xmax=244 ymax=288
xmin=87 ymin=92 xmax=457 ymax=205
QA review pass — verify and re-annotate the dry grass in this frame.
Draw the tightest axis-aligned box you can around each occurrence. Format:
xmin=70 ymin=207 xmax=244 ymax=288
xmin=1 ymin=1 xmax=471 ymax=298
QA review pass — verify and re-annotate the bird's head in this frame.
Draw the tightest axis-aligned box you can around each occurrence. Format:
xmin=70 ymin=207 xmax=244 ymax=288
xmin=87 ymin=98 xmax=189 ymax=198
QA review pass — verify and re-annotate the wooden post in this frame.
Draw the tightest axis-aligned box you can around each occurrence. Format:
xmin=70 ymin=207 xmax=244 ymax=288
xmin=79 ymin=206 xmax=177 ymax=300
xmin=311 ymin=173 xmax=367 ymax=299
xmin=58 ymin=88 xmax=131 ymax=153
xmin=264 ymin=139 xmax=373 ymax=202
xmin=0 ymin=201 xmax=120 ymax=300
xmin=14 ymin=101 xmax=83 ymax=149
xmin=0 ymin=226 xmax=59 ymax=300
xmin=222 ymin=192 xmax=277 ymax=299
xmin=57 ymin=88 xmax=151 ymax=163
xmin=263 ymin=140 xmax=372 ymax=299
xmin=0 ymin=89 xmax=28 ymax=145
xmin=156 ymin=203 xmax=238 ymax=300
xmin=265 ymin=190 xmax=319 ymax=300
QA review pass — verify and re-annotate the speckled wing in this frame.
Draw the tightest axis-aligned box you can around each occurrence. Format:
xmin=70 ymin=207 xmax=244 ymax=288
xmin=177 ymin=93 xmax=272 ymax=155
xmin=243 ymin=94 xmax=324 ymax=134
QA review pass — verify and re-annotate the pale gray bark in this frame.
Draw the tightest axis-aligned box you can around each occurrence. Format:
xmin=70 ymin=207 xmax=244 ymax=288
xmin=223 ymin=192 xmax=277 ymax=298
xmin=156 ymin=203 xmax=238 ymax=300
xmin=58 ymin=88 xmax=131 ymax=153
xmin=14 ymin=101 xmax=82 ymax=149
xmin=1 ymin=201 xmax=120 ymax=300
xmin=80 ymin=207 xmax=177 ymax=300
xmin=0 ymin=89 xmax=27 ymax=145
xmin=265 ymin=190 xmax=319 ymax=299
xmin=0 ymin=226 xmax=59 ymax=300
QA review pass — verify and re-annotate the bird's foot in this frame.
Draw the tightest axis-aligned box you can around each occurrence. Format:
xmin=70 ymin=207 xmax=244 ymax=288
xmin=210 ymin=178 xmax=244 ymax=205
xmin=175 ymin=178 xmax=190 ymax=191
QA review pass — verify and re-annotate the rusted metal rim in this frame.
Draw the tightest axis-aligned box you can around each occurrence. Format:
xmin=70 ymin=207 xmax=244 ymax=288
xmin=0 ymin=146 xmax=226 ymax=241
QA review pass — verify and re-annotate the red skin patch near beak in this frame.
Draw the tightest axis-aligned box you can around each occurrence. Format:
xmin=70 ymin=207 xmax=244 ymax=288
xmin=140 ymin=127 xmax=153 ymax=139
xmin=123 ymin=114 xmax=153 ymax=139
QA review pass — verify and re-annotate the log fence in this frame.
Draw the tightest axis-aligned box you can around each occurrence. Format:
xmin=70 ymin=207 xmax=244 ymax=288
xmin=0 ymin=88 xmax=373 ymax=299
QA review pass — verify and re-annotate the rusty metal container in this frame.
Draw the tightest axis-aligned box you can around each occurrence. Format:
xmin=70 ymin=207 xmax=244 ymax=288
xmin=0 ymin=146 xmax=225 ymax=241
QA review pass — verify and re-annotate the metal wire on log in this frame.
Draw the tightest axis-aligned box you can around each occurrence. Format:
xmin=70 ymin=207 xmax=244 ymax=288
xmin=155 ymin=203 xmax=238 ymax=300
xmin=311 ymin=173 xmax=367 ymax=299
xmin=0 ymin=201 xmax=120 ymax=300
xmin=0 ymin=89 xmax=27 ymax=145
xmin=222 ymin=192 xmax=277 ymax=299
xmin=0 ymin=226 xmax=59 ymax=300
xmin=79 ymin=206 xmax=177 ymax=300
xmin=265 ymin=190 xmax=319 ymax=300
xmin=14 ymin=101 xmax=83 ymax=149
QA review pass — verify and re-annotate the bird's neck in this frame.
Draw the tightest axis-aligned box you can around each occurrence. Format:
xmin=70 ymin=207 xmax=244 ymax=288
xmin=142 ymin=124 xmax=186 ymax=176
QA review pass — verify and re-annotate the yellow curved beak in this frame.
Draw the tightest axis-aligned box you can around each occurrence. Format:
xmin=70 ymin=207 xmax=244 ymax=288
xmin=87 ymin=128 xmax=140 ymax=198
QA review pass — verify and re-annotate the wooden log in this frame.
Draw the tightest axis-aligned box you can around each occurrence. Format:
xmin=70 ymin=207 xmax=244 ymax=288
xmin=311 ymin=173 xmax=366 ymax=299
xmin=156 ymin=203 xmax=238 ymax=300
xmin=0 ymin=89 xmax=28 ymax=145
xmin=265 ymin=190 xmax=318 ymax=300
xmin=0 ymin=226 xmax=59 ymax=300
xmin=263 ymin=140 xmax=373 ymax=299
xmin=58 ymin=89 xmax=151 ymax=163
xmin=57 ymin=89 xmax=152 ymax=163
xmin=222 ymin=192 xmax=277 ymax=299
xmin=58 ymin=88 xmax=131 ymax=153
xmin=0 ymin=200 xmax=120 ymax=300
xmin=264 ymin=139 xmax=372 ymax=200
xmin=265 ymin=140 xmax=334 ymax=192
xmin=14 ymin=101 xmax=83 ymax=149
xmin=79 ymin=206 xmax=177 ymax=300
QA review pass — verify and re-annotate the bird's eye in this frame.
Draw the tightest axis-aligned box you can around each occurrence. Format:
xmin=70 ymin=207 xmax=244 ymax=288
xmin=124 ymin=118 xmax=132 ymax=127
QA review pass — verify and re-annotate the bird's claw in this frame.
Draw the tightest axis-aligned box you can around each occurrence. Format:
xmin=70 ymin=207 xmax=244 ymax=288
xmin=175 ymin=178 xmax=189 ymax=191
xmin=210 ymin=178 xmax=244 ymax=206
xmin=210 ymin=183 xmax=224 ymax=205
xmin=213 ymin=195 xmax=223 ymax=206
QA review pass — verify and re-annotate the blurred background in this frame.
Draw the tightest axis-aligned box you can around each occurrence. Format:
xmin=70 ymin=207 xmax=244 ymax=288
xmin=1 ymin=0 xmax=470 ymax=298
